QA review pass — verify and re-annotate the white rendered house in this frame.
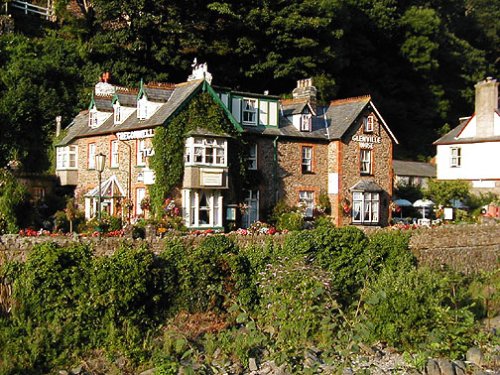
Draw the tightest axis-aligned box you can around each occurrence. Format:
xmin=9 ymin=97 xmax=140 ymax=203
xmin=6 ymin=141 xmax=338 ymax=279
xmin=434 ymin=77 xmax=500 ymax=194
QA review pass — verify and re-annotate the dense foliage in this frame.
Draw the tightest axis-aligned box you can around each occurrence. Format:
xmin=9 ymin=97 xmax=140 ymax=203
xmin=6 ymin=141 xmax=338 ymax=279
xmin=150 ymin=91 xmax=246 ymax=216
xmin=0 ymin=0 xmax=498 ymax=169
xmin=0 ymin=230 xmax=497 ymax=373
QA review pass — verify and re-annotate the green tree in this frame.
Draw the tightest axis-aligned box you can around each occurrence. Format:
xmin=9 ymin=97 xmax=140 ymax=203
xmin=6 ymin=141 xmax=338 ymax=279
xmin=0 ymin=168 xmax=27 ymax=233
xmin=424 ymin=179 xmax=470 ymax=206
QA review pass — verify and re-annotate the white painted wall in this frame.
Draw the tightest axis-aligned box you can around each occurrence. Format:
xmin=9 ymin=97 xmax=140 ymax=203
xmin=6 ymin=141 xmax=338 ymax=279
xmin=436 ymin=141 xmax=500 ymax=180
xmin=459 ymin=113 xmax=500 ymax=138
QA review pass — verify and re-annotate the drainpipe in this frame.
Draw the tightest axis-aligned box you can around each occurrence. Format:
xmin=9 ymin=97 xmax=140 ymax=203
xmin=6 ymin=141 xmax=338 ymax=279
xmin=118 ymin=138 xmax=132 ymax=224
xmin=273 ymin=136 xmax=279 ymax=205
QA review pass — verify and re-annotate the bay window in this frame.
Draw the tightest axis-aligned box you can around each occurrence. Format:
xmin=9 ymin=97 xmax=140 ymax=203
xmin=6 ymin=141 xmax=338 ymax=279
xmin=183 ymin=189 xmax=222 ymax=227
xmin=56 ymin=146 xmax=78 ymax=170
xmin=352 ymin=191 xmax=379 ymax=224
xmin=184 ymin=137 xmax=227 ymax=166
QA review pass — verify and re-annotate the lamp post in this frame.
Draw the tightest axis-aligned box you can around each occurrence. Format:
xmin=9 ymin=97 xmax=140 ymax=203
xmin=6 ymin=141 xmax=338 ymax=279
xmin=95 ymin=153 xmax=106 ymax=223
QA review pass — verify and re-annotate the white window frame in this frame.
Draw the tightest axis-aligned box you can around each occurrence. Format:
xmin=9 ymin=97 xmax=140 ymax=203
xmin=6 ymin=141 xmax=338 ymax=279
xmin=136 ymin=187 xmax=146 ymax=216
xmin=89 ymin=107 xmax=98 ymax=128
xmin=56 ymin=146 xmax=78 ymax=170
xmin=184 ymin=137 xmax=227 ymax=167
xmin=301 ymin=146 xmax=313 ymax=173
xmin=360 ymin=149 xmax=372 ymax=175
xmin=364 ymin=115 xmax=374 ymax=132
xmin=137 ymin=139 xmax=146 ymax=166
xmin=88 ymin=143 xmax=96 ymax=169
xmin=137 ymin=96 xmax=148 ymax=120
xmin=183 ymin=189 xmax=223 ymax=228
xmin=113 ymin=102 xmax=121 ymax=124
xmin=111 ymin=140 xmax=119 ymax=168
xmin=242 ymin=190 xmax=259 ymax=228
xmin=299 ymin=190 xmax=315 ymax=218
xmin=352 ymin=191 xmax=379 ymax=224
xmin=300 ymin=114 xmax=312 ymax=132
xmin=450 ymin=147 xmax=461 ymax=168
xmin=242 ymin=98 xmax=257 ymax=125
xmin=247 ymin=143 xmax=257 ymax=170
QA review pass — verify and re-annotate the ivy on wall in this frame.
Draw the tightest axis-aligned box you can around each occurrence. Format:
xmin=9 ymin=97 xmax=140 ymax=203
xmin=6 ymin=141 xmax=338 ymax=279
xmin=149 ymin=92 xmax=247 ymax=217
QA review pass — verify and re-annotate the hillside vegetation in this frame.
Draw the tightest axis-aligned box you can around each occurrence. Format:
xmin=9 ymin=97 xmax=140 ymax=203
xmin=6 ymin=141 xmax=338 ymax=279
xmin=0 ymin=227 xmax=498 ymax=373
xmin=0 ymin=0 xmax=498 ymax=171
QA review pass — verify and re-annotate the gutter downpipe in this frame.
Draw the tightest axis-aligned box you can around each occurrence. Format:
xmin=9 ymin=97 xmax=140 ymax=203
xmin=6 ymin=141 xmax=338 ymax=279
xmin=273 ymin=136 xmax=279 ymax=205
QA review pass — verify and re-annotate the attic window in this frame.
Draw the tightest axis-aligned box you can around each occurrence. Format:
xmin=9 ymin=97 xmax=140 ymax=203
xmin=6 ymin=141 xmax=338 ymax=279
xmin=300 ymin=114 xmax=312 ymax=132
xmin=113 ymin=102 xmax=121 ymax=124
xmin=137 ymin=96 xmax=148 ymax=120
xmin=89 ymin=107 xmax=98 ymax=128
xmin=242 ymin=98 xmax=257 ymax=125
xmin=363 ymin=115 xmax=374 ymax=132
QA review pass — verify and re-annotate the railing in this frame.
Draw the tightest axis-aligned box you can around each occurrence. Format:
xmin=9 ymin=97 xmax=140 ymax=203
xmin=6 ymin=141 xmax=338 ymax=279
xmin=8 ymin=0 xmax=54 ymax=20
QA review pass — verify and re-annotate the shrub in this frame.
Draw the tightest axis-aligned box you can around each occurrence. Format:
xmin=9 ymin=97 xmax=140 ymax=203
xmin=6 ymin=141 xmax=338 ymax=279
xmin=164 ymin=235 xmax=256 ymax=313
xmin=313 ymin=226 xmax=370 ymax=304
xmin=363 ymin=267 xmax=477 ymax=358
xmin=366 ymin=230 xmax=415 ymax=273
xmin=275 ymin=211 xmax=304 ymax=231
xmin=255 ymin=261 xmax=339 ymax=366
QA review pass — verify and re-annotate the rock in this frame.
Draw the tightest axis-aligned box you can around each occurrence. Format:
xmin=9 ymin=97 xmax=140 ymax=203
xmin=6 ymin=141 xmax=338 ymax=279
xmin=453 ymin=360 xmax=466 ymax=375
xmin=437 ymin=358 xmax=456 ymax=375
xmin=249 ymin=357 xmax=258 ymax=372
xmin=59 ymin=371 xmax=69 ymax=375
xmin=466 ymin=347 xmax=484 ymax=366
xmin=139 ymin=369 xmax=156 ymax=375
xmin=426 ymin=359 xmax=441 ymax=375
xmin=342 ymin=367 xmax=354 ymax=375
xmin=70 ymin=366 xmax=82 ymax=375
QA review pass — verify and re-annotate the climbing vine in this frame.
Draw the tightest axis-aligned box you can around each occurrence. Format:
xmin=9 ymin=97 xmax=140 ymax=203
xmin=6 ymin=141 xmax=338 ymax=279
xmin=150 ymin=92 xmax=247 ymax=217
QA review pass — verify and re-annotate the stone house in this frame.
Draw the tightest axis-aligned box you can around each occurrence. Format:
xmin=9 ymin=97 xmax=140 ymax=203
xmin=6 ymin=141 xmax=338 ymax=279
xmin=55 ymin=64 xmax=398 ymax=229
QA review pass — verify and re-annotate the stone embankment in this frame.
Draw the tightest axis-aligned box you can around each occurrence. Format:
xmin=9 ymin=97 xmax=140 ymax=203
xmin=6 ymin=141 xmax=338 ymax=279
xmin=1 ymin=223 xmax=499 ymax=273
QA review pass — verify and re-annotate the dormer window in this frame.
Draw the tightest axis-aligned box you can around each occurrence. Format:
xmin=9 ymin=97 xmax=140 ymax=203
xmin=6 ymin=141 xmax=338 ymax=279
xmin=300 ymin=114 xmax=312 ymax=132
xmin=363 ymin=115 xmax=374 ymax=132
xmin=113 ymin=102 xmax=121 ymax=124
xmin=89 ymin=107 xmax=98 ymax=128
xmin=242 ymin=98 xmax=257 ymax=125
xmin=137 ymin=96 xmax=148 ymax=120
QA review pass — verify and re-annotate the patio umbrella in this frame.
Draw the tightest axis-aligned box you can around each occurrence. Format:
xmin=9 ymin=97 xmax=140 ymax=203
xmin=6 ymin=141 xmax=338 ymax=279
xmin=413 ymin=199 xmax=435 ymax=219
xmin=393 ymin=199 xmax=412 ymax=218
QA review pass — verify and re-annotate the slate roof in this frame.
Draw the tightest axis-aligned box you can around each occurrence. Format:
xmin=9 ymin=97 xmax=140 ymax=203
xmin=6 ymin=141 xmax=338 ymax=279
xmin=393 ymin=160 xmax=436 ymax=178
xmin=57 ymin=79 xmax=202 ymax=146
xmin=433 ymin=116 xmax=500 ymax=145
xmin=281 ymin=99 xmax=308 ymax=116
xmin=115 ymin=92 xmax=137 ymax=107
xmin=350 ymin=179 xmax=384 ymax=192
xmin=94 ymin=96 xmax=113 ymax=112
xmin=144 ymin=86 xmax=175 ymax=102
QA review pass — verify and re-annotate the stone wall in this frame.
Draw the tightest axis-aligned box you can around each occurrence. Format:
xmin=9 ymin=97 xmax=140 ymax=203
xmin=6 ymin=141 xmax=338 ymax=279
xmin=1 ymin=224 xmax=499 ymax=273
xmin=409 ymin=223 xmax=500 ymax=274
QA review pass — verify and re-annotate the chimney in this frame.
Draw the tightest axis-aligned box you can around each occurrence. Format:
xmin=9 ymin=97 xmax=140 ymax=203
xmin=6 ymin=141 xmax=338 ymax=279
xmin=292 ymin=78 xmax=317 ymax=110
xmin=474 ymin=77 xmax=498 ymax=138
xmin=55 ymin=115 xmax=62 ymax=137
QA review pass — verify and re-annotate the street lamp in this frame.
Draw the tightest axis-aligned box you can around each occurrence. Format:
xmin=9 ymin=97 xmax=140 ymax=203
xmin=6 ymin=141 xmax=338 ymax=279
xmin=95 ymin=153 xmax=106 ymax=223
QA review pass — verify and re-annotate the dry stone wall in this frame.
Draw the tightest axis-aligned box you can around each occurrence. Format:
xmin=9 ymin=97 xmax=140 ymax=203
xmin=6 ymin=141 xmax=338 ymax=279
xmin=1 ymin=224 xmax=499 ymax=273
